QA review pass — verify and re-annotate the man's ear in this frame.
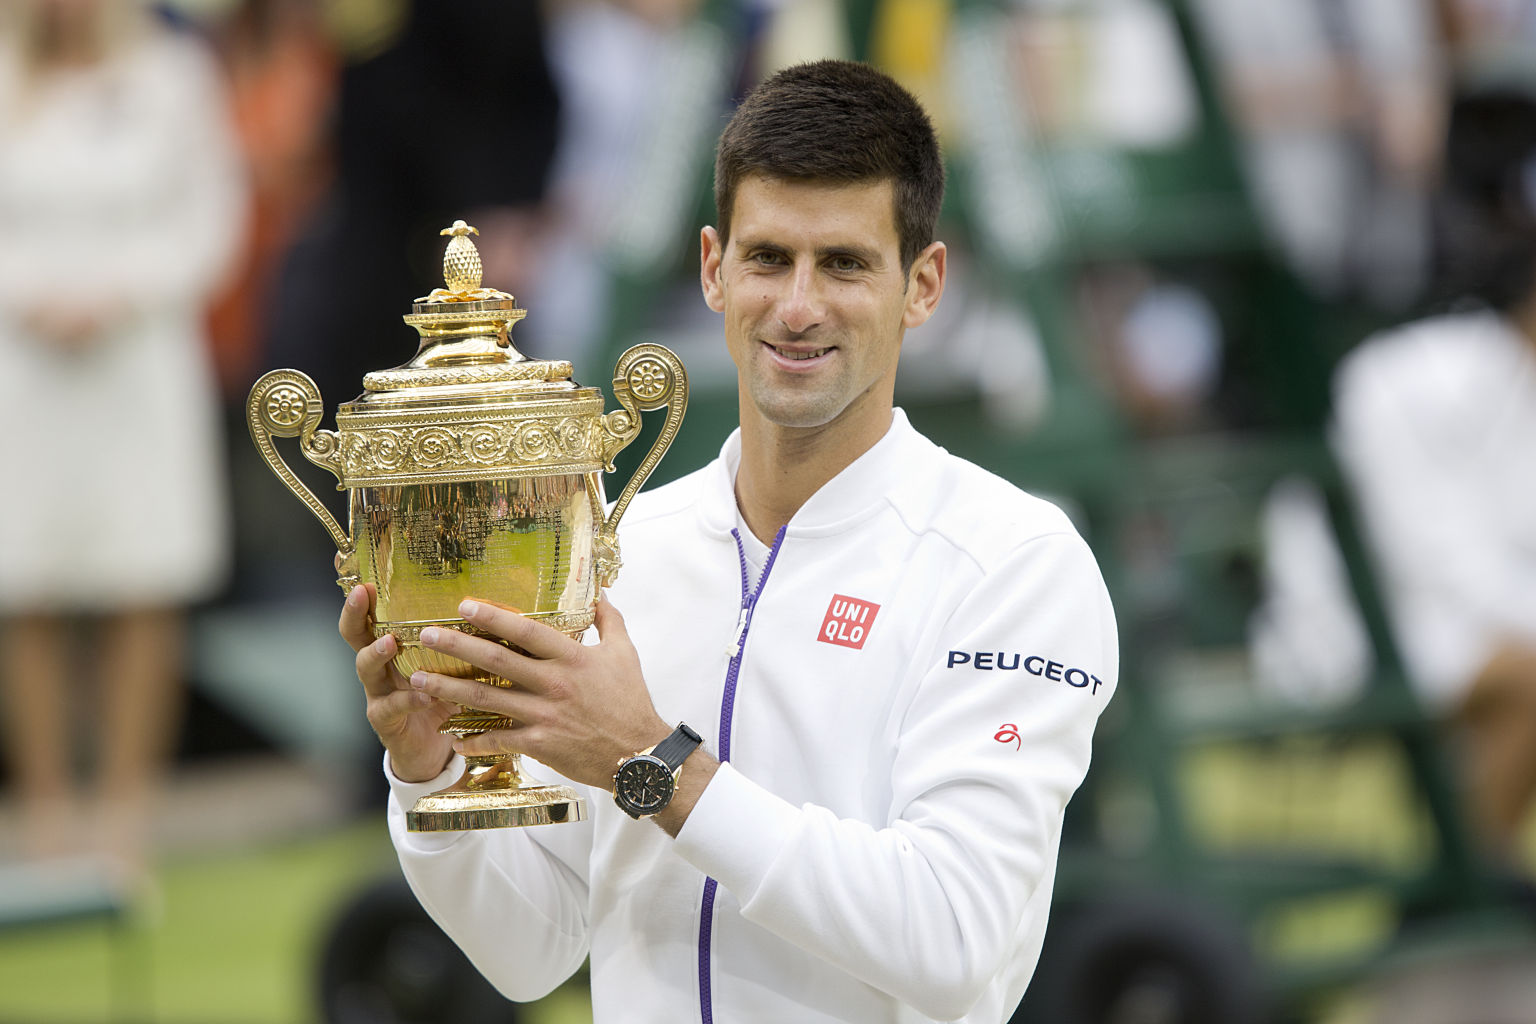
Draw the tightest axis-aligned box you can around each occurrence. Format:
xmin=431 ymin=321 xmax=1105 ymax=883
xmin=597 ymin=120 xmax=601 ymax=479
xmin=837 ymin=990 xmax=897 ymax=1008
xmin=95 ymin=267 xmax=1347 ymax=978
xmin=701 ymin=226 xmax=726 ymax=313
xmin=903 ymin=241 xmax=946 ymax=329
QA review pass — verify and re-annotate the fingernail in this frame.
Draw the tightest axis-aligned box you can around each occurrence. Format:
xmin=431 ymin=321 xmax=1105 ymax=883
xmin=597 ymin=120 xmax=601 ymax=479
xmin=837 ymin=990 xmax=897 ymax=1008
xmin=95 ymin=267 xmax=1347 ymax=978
xmin=459 ymin=600 xmax=479 ymax=619
xmin=373 ymin=635 xmax=391 ymax=654
xmin=348 ymin=585 xmax=365 ymax=606
xmin=410 ymin=672 xmax=427 ymax=689
xmin=420 ymin=627 xmax=439 ymax=645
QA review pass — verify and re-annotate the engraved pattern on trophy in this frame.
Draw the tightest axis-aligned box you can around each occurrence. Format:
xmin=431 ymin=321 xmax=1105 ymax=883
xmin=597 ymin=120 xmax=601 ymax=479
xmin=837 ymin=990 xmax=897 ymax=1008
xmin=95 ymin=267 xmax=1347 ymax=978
xmin=384 ymin=612 xmax=596 ymax=646
xmin=363 ymin=360 xmax=574 ymax=390
xmin=337 ymin=407 xmax=607 ymax=485
xmin=627 ymin=355 xmax=670 ymax=403
xmin=246 ymin=218 xmax=687 ymax=830
xmin=265 ymin=382 xmax=309 ymax=428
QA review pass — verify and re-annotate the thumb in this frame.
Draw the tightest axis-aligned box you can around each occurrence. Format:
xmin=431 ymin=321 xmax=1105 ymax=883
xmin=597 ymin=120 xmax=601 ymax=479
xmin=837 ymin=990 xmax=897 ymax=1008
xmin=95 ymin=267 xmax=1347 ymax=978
xmin=594 ymin=594 xmax=632 ymax=649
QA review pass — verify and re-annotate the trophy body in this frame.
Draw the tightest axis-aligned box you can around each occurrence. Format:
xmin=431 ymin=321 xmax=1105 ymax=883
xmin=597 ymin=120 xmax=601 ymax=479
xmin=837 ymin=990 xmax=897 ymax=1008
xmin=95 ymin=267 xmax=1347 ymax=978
xmin=247 ymin=222 xmax=686 ymax=831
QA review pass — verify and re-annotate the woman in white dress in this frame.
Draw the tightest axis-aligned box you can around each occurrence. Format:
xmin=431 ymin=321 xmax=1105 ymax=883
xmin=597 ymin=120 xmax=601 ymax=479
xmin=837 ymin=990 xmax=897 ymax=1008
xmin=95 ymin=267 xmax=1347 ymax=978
xmin=0 ymin=0 xmax=244 ymax=872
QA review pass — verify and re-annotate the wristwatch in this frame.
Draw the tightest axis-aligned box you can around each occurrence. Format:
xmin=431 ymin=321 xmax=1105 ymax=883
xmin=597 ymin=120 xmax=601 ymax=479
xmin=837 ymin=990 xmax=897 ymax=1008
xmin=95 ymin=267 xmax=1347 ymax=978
xmin=613 ymin=723 xmax=703 ymax=819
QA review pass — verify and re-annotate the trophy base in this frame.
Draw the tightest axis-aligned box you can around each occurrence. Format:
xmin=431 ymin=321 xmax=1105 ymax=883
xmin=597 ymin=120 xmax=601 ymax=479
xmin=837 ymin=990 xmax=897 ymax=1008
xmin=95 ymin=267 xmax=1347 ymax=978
xmin=406 ymin=754 xmax=586 ymax=832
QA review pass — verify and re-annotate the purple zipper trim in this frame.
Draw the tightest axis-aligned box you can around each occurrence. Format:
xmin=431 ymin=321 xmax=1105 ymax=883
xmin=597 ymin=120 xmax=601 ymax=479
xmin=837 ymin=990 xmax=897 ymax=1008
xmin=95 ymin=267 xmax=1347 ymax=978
xmin=698 ymin=524 xmax=787 ymax=1024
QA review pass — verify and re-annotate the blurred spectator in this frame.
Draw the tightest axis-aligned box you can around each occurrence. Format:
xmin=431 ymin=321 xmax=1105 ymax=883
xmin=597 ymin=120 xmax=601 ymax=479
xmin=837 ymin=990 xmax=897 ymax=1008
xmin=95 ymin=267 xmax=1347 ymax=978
xmin=1076 ymin=264 xmax=1226 ymax=436
xmin=205 ymin=0 xmax=337 ymax=402
xmin=1331 ymin=86 xmax=1536 ymax=860
xmin=1256 ymin=86 xmax=1536 ymax=865
xmin=1438 ymin=0 xmax=1536 ymax=73
xmin=524 ymin=0 xmax=704 ymax=366
xmin=1193 ymin=0 xmax=1447 ymax=310
xmin=0 ymin=0 xmax=245 ymax=874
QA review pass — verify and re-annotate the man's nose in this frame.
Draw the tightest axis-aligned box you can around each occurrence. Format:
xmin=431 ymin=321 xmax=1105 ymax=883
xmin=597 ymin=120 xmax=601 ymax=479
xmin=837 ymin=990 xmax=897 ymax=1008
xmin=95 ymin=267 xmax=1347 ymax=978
xmin=777 ymin=263 xmax=824 ymax=335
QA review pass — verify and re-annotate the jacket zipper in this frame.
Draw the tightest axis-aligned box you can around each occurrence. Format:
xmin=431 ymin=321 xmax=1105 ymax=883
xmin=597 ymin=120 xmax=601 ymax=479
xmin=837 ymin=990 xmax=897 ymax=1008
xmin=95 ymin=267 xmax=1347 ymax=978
xmin=698 ymin=525 xmax=787 ymax=1024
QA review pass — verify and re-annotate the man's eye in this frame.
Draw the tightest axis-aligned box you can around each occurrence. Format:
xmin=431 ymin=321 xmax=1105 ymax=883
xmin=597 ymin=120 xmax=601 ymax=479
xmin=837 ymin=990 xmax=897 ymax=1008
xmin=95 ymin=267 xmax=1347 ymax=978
xmin=751 ymin=251 xmax=785 ymax=265
xmin=830 ymin=256 xmax=862 ymax=272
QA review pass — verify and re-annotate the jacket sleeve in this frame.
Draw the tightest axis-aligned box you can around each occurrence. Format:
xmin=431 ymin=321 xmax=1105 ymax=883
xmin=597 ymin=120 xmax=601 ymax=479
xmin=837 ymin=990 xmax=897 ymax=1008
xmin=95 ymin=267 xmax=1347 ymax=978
xmin=387 ymin=753 xmax=595 ymax=1002
xmin=670 ymin=531 xmax=1117 ymax=1020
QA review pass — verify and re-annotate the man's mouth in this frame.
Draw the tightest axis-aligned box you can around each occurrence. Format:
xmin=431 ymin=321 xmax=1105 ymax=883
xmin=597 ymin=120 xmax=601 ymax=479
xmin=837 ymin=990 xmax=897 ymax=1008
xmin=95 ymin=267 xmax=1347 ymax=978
xmin=768 ymin=344 xmax=831 ymax=361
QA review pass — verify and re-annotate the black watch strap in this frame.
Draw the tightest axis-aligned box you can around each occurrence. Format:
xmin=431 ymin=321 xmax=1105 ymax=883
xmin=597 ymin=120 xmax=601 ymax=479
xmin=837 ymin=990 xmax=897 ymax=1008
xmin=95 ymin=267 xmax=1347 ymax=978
xmin=651 ymin=722 xmax=703 ymax=772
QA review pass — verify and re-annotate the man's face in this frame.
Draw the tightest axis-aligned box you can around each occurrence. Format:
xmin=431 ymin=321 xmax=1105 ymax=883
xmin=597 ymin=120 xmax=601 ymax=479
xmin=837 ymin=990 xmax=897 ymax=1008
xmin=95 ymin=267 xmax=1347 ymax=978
xmin=700 ymin=175 xmax=944 ymax=436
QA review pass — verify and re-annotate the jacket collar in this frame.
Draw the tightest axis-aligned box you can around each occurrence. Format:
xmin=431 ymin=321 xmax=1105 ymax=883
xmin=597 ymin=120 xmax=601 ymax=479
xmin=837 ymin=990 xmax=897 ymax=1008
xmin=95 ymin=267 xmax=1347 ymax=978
xmin=697 ymin=408 xmax=928 ymax=538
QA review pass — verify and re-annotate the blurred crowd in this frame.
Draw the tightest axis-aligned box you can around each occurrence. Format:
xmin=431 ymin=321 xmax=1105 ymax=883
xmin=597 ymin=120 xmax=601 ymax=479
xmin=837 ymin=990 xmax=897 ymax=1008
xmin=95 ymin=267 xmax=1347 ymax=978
xmin=0 ymin=0 xmax=1535 ymax=982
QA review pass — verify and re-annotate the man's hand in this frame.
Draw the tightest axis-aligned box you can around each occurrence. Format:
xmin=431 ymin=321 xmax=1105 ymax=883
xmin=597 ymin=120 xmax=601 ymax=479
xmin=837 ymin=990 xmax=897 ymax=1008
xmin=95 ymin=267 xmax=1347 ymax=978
xmin=407 ymin=597 xmax=672 ymax=790
xmin=339 ymin=584 xmax=456 ymax=783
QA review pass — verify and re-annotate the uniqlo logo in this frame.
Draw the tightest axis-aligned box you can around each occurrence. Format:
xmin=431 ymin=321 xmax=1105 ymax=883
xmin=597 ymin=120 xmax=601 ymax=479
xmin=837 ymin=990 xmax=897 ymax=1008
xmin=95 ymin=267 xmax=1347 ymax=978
xmin=818 ymin=594 xmax=880 ymax=650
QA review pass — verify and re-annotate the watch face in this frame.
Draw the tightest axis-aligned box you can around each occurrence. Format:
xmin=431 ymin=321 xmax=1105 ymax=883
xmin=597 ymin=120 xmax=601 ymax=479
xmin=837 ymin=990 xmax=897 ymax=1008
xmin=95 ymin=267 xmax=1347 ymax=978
xmin=616 ymin=756 xmax=674 ymax=817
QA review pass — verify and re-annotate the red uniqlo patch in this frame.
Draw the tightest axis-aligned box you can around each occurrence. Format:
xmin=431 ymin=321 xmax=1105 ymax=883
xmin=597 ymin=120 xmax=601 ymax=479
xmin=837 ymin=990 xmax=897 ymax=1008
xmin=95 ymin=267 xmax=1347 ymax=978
xmin=818 ymin=594 xmax=880 ymax=650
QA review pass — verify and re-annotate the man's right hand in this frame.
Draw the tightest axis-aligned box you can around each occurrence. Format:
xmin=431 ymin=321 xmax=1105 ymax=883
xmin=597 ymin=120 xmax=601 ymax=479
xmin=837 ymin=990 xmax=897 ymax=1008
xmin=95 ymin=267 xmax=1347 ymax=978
xmin=339 ymin=584 xmax=456 ymax=783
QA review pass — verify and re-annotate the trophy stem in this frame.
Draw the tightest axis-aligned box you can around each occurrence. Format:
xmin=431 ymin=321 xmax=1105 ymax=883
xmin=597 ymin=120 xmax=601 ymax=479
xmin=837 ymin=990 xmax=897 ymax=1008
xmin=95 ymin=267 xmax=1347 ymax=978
xmin=462 ymin=752 xmax=524 ymax=788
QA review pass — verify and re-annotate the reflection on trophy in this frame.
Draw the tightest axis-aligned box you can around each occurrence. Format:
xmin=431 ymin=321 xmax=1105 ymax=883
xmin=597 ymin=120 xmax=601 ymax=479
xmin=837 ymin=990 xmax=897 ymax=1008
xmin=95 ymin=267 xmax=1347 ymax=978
xmin=247 ymin=220 xmax=687 ymax=831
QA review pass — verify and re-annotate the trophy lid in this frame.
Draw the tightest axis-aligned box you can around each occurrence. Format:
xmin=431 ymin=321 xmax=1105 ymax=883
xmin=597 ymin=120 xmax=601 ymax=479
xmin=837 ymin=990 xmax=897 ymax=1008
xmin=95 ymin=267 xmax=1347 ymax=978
xmin=356 ymin=220 xmax=574 ymax=399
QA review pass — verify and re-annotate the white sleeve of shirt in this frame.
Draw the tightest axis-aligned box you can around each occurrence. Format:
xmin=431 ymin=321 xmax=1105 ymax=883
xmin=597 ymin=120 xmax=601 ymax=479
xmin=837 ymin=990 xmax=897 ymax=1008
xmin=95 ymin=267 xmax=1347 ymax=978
xmin=386 ymin=752 xmax=595 ymax=1001
xmin=671 ymin=531 xmax=1118 ymax=1021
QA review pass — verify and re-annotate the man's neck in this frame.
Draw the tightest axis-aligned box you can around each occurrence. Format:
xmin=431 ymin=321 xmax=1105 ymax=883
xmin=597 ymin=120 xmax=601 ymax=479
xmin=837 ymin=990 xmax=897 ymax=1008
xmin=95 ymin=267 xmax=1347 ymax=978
xmin=733 ymin=407 xmax=894 ymax=545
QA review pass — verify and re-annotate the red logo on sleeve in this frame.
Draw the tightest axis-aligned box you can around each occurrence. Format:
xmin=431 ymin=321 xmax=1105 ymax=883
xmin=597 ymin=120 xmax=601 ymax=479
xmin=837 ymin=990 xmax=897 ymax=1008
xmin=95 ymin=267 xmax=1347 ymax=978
xmin=818 ymin=594 xmax=880 ymax=650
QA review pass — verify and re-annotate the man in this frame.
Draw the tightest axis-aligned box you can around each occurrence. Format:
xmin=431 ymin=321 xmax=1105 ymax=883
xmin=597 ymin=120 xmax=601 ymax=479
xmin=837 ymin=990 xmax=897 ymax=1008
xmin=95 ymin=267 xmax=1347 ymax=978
xmin=340 ymin=60 xmax=1117 ymax=1023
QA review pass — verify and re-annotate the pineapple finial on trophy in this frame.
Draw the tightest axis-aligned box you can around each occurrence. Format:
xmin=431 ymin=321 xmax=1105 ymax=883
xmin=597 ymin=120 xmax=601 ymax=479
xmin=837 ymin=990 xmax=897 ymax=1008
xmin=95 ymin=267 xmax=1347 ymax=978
xmin=415 ymin=219 xmax=515 ymax=304
xmin=441 ymin=220 xmax=482 ymax=293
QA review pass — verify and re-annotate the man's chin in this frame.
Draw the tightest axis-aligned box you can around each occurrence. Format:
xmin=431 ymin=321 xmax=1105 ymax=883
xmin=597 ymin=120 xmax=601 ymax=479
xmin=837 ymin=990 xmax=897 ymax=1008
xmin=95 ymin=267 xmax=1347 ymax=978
xmin=751 ymin=395 xmax=842 ymax=432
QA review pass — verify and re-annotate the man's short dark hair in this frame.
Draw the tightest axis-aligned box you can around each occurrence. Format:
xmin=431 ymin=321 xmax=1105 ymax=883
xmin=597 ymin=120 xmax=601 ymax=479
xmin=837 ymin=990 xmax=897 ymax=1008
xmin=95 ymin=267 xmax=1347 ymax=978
xmin=714 ymin=59 xmax=945 ymax=273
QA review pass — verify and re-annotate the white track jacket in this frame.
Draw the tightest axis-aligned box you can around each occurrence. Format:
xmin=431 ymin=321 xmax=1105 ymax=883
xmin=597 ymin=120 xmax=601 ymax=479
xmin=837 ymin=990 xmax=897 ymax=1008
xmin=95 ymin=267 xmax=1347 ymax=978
xmin=386 ymin=410 xmax=1118 ymax=1023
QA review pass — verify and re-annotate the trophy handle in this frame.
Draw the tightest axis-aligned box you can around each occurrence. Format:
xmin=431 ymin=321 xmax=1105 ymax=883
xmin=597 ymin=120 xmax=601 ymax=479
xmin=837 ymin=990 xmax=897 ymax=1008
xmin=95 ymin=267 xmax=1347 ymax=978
xmin=246 ymin=369 xmax=353 ymax=561
xmin=595 ymin=344 xmax=689 ymax=587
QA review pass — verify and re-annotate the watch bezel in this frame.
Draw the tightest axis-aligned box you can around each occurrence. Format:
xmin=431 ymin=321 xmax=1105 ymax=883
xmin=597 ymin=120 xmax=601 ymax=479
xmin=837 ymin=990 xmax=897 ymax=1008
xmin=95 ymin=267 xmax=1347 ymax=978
xmin=613 ymin=752 xmax=676 ymax=819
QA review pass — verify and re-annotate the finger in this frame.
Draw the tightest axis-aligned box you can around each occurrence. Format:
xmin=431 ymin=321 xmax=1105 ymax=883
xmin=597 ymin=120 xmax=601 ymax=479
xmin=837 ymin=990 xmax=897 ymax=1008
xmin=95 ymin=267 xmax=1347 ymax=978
xmin=418 ymin=624 xmax=555 ymax=692
xmin=458 ymin=598 xmax=577 ymax=661
xmin=594 ymin=595 xmax=633 ymax=652
xmin=410 ymin=669 xmax=537 ymax=718
xmin=356 ymin=633 xmax=405 ymax=700
xmin=366 ymin=687 xmax=438 ymax=729
xmin=339 ymin=584 xmax=377 ymax=653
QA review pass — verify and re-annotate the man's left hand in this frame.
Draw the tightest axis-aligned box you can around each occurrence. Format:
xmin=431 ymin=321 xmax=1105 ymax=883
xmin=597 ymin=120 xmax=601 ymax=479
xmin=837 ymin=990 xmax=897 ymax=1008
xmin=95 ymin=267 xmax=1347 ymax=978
xmin=409 ymin=596 xmax=672 ymax=789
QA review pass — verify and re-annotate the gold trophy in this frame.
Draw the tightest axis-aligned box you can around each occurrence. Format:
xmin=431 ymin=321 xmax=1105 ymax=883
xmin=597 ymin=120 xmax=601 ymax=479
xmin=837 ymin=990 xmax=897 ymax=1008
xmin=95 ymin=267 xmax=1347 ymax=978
xmin=247 ymin=221 xmax=687 ymax=831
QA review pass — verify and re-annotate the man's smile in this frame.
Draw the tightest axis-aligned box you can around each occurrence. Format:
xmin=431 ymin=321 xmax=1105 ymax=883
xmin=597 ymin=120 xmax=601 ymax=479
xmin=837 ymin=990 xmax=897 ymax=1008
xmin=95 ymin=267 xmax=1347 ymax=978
xmin=763 ymin=341 xmax=834 ymax=365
